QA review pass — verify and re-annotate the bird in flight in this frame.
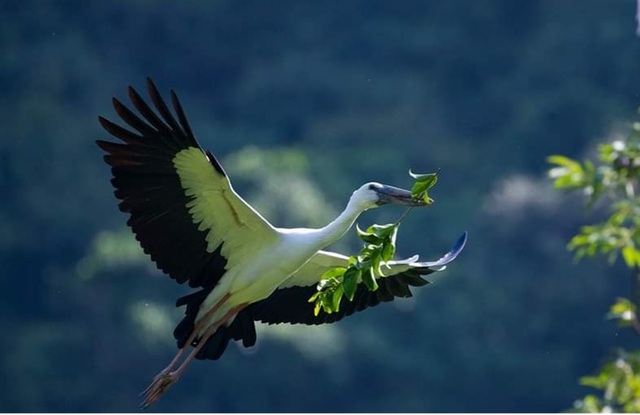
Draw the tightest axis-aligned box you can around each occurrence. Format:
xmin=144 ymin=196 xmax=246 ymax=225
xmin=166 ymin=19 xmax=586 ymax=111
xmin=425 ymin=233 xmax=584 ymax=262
xmin=96 ymin=78 xmax=467 ymax=408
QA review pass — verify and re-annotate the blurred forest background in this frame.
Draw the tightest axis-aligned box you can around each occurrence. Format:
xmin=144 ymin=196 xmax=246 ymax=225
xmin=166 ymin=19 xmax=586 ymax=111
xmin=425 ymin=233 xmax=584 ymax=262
xmin=2 ymin=0 xmax=640 ymax=412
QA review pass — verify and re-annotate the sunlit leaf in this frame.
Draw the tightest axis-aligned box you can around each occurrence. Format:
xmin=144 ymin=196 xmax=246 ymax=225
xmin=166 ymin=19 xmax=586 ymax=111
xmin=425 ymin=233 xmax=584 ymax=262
xmin=608 ymin=298 xmax=637 ymax=328
xmin=411 ymin=180 xmax=430 ymax=197
xmin=547 ymin=155 xmax=585 ymax=189
xmin=409 ymin=169 xmax=440 ymax=202
xmin=363 ymin=268 xmax=378 ymax=291
xmin=356 ymin=224 xmax=383 ymax=244
xmin=368 ymin=223 xmax=398 ymax=239
xmin=331 ymin=285 xmax=344 ymax=313
xmin=373 ymin=251 xmax=383 ymax=276
xmin=381 ymin=240 xmax=395 ymax=261
xmin=343 ymin=267 xmax=360 ymax=301
xmin=547 ymin=154 xmax=583 ymax=170
xmin=318 ymin=266 xmax=347 ymax=283
xmin=622 ymin=245 xmax=640 ymax=268
xmin=308 ymin=291 xmax=321 ymax=303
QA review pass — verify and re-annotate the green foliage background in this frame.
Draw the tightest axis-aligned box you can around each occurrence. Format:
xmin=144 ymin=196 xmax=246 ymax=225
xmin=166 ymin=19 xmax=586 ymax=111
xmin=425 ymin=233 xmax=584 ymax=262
xmin=1 ymin=0 xmax=640 ymax=411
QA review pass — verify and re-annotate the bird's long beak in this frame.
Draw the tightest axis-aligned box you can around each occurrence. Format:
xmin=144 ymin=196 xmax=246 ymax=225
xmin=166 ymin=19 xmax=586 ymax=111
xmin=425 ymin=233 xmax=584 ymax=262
xmin=376 ymin=184 xmax=426 ymax=206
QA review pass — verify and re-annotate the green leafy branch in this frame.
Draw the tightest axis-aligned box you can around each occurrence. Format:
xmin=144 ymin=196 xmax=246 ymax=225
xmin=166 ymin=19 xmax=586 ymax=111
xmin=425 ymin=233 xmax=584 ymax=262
xmin=548 ymin=124 xmax=640 ymax=207
xmin=548 ymin=116 xmax=640 ymax=412
xmin=575 ymin=350 xmax=640 ymax=413
xmin=548 ymin=131 xmax=640 ymax=271
xmin=309 ymin=169 xmax=440 ymax=316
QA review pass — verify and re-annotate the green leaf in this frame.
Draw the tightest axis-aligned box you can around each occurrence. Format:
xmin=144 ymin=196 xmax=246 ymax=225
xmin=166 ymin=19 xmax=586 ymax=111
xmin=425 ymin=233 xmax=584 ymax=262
xmin=373 ymin=251 xmax=383 ymax=275
xmin=356 ymin=224 xmax=383 ymax=244
xmin=547 ymin=155 xmax=586 ymax=190
xmin=331 ymin=285 xmax=344 ymax=313
xmin=410 ymin=171 xmax=438 ymax=194
xmin=577 ymin=394 xmax=604 ymax=412
xmin=385 ymin=226 xmax=398 ymax=256
xmin=580 ymin=375 xmax=605 ymax=389
xmin=308 ymin=291 xmax=321 ymax=303
xmin=608 ymin=297 xmax=637 ymax=325
xmin=318 ymin=266 xmax=347 ymax=283
xmin=547 ymin=154 xmax=583 ymax=170
xmin=343 ymin=267 xmax=360 ymax=301
xmin=368 ymin=223 xmax=398 ymax=240
xmin=409 ymin=169 xmax=440 ymax=203
xmin=622 ymin=245 xmax=640 ymax=268
xmin=411 ymin=180 xmax=430 ymax=197
xmin=381 ymin=240 xmax=395 ymax=261
xmin=409 ymin=168 xmax=441 ymax=184
xmin=362 ymin=268 xmax=379 ymax=291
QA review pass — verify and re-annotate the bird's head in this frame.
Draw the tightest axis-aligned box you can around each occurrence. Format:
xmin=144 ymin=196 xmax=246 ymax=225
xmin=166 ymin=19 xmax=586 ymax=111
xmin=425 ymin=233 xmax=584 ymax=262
xmin=351 ymin=182 xmax=426 ymax=210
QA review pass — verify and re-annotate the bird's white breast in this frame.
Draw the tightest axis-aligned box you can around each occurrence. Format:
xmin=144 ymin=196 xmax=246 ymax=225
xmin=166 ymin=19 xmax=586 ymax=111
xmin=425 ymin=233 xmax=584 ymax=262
xmin=197 ymin=231 xmax=321 ymax=323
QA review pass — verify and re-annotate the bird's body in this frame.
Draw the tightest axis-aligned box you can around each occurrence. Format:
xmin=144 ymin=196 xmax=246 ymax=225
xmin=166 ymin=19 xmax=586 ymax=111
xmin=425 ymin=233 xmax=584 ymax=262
xmin=199 ymin=231 xmax=315 ymax=328
xmin=173 ymin=143 xmax=393 ymax=332
xmin=97 ymin=78 xmax=467 ymax=408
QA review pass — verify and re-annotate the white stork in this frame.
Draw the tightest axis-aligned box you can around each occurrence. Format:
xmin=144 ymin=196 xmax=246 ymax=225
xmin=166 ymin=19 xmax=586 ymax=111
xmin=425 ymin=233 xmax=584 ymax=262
xmin=96 ymin=78 xmax=467 ymax=408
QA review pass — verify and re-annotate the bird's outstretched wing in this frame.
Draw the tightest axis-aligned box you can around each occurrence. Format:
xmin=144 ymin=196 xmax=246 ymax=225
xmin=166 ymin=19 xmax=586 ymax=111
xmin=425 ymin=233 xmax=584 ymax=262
xmin=191 ymin=232 xmax=467 ymax=361
xmin=248 ymin=232 xmax=468 ymax=325
xmin=96 ymin=78 xmax=278 ymax=289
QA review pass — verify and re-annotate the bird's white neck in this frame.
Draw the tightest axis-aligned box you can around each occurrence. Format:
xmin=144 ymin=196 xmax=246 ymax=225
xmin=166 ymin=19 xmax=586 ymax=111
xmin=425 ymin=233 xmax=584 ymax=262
xmin=314 ymin=197 xmax=368 ymax=247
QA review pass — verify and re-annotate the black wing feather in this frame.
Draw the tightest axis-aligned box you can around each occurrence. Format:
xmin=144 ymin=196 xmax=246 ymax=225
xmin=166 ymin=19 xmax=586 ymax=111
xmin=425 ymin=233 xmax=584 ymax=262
xmin=146 ymin=78 xmax=183 ymax=133
xmin=248 ymin=233 xmax=467 ymax=326
xmin=127 ymin=86 xmax=171 ymax=134
xmin=245 ymin=271 xmax=431 ymax=326
xmin=171 ymin=89 xmax=196 ymax=140
xmin=97 ymin=78 xmax=227 ymax=289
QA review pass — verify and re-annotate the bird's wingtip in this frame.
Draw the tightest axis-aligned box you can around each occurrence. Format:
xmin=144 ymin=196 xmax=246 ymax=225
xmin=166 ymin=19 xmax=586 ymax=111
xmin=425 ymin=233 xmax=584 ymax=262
xmin=446 ymin=231 xmax=468 ymax=262
xmin=419 ymin=231 xmax=468 ymax=268
xmin=454 ymin=231 xmax=468 ymax=254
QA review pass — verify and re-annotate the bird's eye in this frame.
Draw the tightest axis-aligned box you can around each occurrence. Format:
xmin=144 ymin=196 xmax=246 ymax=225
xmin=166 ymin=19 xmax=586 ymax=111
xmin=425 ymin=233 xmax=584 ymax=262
xmin=368 ymin=183 xmax=381 ymax=191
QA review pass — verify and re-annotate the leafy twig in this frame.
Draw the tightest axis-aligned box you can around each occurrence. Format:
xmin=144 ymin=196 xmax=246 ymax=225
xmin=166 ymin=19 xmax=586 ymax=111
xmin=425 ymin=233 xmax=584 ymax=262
xmin=309 ymin=169 xmax=440 ymax=316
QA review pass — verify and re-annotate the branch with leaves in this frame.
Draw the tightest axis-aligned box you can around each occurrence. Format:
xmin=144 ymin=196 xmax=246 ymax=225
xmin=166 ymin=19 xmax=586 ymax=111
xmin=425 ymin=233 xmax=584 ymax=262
xmin=309 ymin=170 xmax=440 ymax=316
xmin=548 ymin=119 xmax=640 ymax=412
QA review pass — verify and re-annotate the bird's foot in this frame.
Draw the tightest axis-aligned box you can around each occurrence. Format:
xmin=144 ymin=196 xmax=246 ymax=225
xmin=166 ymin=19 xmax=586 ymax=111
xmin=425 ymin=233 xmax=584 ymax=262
xmin=139 ymin=371 xmax=178 ymax=409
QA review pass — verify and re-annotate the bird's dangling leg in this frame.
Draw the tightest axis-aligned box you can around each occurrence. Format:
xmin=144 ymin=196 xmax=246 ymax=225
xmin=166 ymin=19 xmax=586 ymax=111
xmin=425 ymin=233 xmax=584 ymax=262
xmin=139 ymin=300 xmax=247 ymax=409
xmin=142 ymin=293 xmax=232 ymax=386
